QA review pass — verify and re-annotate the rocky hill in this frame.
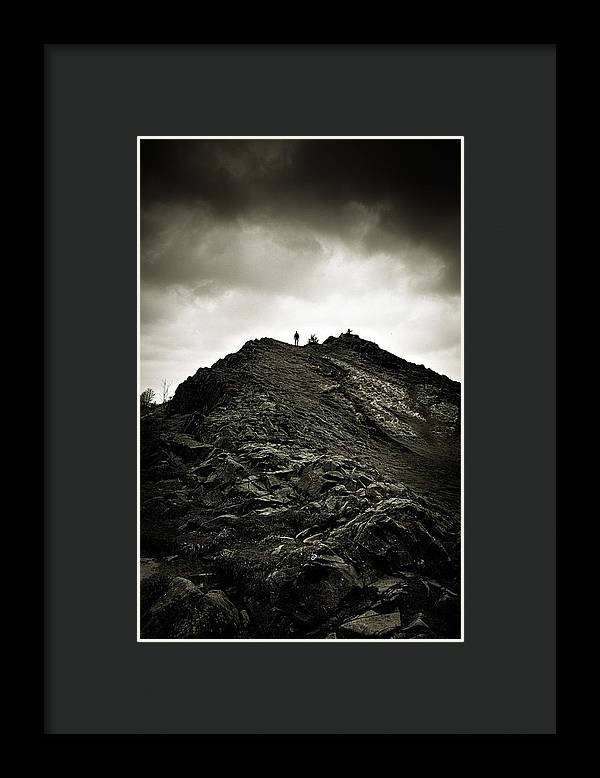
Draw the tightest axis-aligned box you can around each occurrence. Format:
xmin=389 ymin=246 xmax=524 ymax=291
xmin=140 ymin=333 xmax=461 ymax=639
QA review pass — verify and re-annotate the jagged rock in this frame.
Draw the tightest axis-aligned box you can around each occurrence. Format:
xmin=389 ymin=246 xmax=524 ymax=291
xmin=141 ymin=575 xmax=241 ymax=638
xmin=330 ymin=501 xmax=456 ymax=579
xmin=140 ymin=334 xmax=460 ymax=639
xmin=370 ymin=576 xmax=406 ymax=596
xmin=340 ymin=610 xmax=403 ymax=637
xmin=255 ymin=505 xmax=289 ymax=517
xmin=167 ymin=435 xmax=215 ymax=461
xmin=396 ymin=613 xmax=436 ymax=638
xmin=295 ymin=526 xmax=321 ymax=541
xmin=302 ymin=533 xmax=324 ymax=544
xmin=266 ymin=547 xmax=362 ymax=625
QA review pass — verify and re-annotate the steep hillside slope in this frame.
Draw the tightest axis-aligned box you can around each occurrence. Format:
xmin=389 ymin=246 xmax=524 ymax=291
xmin=140 ymin=333 xmax=461 ymax=639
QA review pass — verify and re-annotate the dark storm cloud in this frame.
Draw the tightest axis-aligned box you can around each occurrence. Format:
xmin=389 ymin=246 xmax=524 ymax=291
xmin=141 ymin=139 xmax=461 ymax=293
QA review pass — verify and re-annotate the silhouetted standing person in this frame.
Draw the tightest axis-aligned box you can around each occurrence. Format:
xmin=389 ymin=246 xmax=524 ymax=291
xmin=294 ymin=331 xmax=299 ymax=346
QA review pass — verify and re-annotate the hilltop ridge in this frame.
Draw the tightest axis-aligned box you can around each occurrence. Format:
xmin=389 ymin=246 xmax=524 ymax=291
xmin=140 ymin=333 xmax=461 ymax=639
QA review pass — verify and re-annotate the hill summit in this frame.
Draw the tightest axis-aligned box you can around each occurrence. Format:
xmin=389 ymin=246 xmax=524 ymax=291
xmin=140 ymin=333 xmax=461 ymax=639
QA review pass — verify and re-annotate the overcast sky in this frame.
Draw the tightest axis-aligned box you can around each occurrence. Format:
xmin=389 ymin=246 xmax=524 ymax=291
xmin=140 ymin=138 xmax=461 ymax=399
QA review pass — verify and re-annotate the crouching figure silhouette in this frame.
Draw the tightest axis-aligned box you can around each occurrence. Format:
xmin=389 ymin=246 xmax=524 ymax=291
xmin=294 ymin=330 xmax=299 ymax=346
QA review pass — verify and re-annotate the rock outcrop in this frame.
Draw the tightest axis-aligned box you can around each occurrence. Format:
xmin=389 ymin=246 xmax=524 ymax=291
xmin=140 ymin=333 xmax=461 ymax=639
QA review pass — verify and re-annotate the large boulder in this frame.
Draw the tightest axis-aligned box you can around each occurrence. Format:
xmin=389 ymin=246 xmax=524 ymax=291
xmin=141 ymin=575 xmax=241 ymax=638
xmin=266 ymin=545 xmax=363 ymax=626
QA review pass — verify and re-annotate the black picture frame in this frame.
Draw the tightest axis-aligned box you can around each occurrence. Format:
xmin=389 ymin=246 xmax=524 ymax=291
xmin=44 ymin=43 xmax=556 ymax=735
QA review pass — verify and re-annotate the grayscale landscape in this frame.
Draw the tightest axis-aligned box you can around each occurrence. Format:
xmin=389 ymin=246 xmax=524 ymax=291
xmin=139 ymin=139 xmax=461 ymax=640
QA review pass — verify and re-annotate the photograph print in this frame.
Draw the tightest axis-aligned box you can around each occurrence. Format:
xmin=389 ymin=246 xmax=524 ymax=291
xmin=138 ymin=137 xmax=462 ymax=641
